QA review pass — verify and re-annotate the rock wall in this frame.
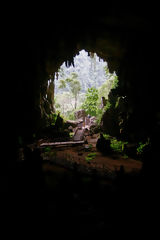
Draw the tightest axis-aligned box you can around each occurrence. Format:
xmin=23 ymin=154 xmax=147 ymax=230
xmin=6 ymin=5 xmax=159 ymax=159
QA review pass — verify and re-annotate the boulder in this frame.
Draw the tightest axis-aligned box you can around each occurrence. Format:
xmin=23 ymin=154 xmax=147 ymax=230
xmin=65 ymin=120 xmax=83 ymax=128
xmin=96 ymin=133 xmax=112 ymax=154
xmin=74 ymin=109 xmax=86 ymax=120
xmin=89 ymin=116 xmax=96 ymax=126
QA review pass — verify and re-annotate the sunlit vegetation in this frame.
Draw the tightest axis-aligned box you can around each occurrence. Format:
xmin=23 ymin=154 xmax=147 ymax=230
xmin=54 ymin=49 xmax=118 ymax=121
xmin=81 ymin=87 xmax=99 ymax=116
xmin=110 ymin=138 xmax=128 ymax=153
xmin=58 ymin=73 xmax=81 ymax=110
xmin=69 ymin=132 xmax=74 ymax=138
xmin=46 ymin=50 xmax=150 ymax=160
xmin=103 ymin=133 xmax=128 ymax=155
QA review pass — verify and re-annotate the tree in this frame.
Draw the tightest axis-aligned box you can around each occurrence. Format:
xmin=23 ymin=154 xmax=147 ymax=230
xmin=69 ymin=79 xmax=81 ymax=109
xmin=55 ymin=92 xmax=74 ymax=115
xmin=55 ymin=50 xmax=108 ymax=93
xmin=58 ymin=73 xmax=81 ymax=109
xmin=81 ymin=87 xmax=98 ymax=116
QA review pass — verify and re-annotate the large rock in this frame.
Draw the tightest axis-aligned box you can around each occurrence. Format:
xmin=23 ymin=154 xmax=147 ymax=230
xmin=89 ymin=116 xmax=96 ymax=126
xmin=73 ymin=128 xmax=85 ymax=141
xmin=96 ymin=133 xmax=112 ymax=154
xmin=74 ymin=109 xmax=86 ymax=120
xmin=66 ymin=120 xmax=83 ymax=128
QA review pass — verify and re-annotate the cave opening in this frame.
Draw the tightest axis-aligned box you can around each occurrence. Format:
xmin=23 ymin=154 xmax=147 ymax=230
xmin=2 ymin=8 xmax=159 ymax=236
xmin=41 ymin=49 xmax=123 ymax=145
xmin=54 ymin=49 xmax=118 ymax=121
xmin=38 ymin=47 xmax=147 ymax=169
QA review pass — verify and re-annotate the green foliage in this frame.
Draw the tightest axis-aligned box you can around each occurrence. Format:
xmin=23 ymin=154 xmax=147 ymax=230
xmin=111 ymin=75 xmax=119 ymax=89
xmin=104 ymin=66 xmax=109 ymax=75
xmin=55 ymin=92 xmax=74 ymax=116
xmin=55 ymin=91 xmax=85 ymax=118
xmin=95 ymin=70 xmax=117 ymax=124
xmin=137 ymin=138 xmax=150 ymax=155
xmin=69 ymin=132 xmax=74 ymax=138
xmin=55 ymin=102 xmax=61 ymax=109
xmin=66 ymin=110 xmax=75 ymax=120
xmin=70 ymin=79 xmax=81 ymax=109
xmin=104 ymin=101 xmax=112 ymax=110
xmin=103 ymin=134 xmax=128 ymax=157
xmin=58 ymin=79 xmax=66 ymax=89
xmin=46 ymin=113 xmax=58 ymax=127
xmin=110 ymin=138 xmax=128 ymax=153
xmin=58 ymin=72 xmax=81 ymax=110
xmin=88 ymin=144 xmax=93 ymax=150
xmin=103 ymin=134 xmax=111 ymax=140
xmin=56 ymin=54 xmax=118 ymax=124
xmin=85 ymin=152 xmax=96 ymax=162
xmin=44 ymin=146 xmax=52 ymax=152
xmin=88 ymin=152 xmax=97 ymax=158
xmin=85 ymin=157 xmax=92 ymax=162
xmin=51 ymin=113 xmax=58 ymax=125
xmin=96 ymin=101 xmax=112 ymax=125
xmin=85 ymin=144 xmax=93 ymax=152
xmin=104 ymin=135 xmax=128 ymax=153
xmin=115 ymin=97 xmax=120 ymax=108
xmin=81 ymin=87 xmax=98 ymax=116
xmin=98 ymin=68 xmax=118 ymax=100
xmin=95 ymin=108 xmax=103 ymax=125
xmin=70 ymin=80 xmax=81 ymax=96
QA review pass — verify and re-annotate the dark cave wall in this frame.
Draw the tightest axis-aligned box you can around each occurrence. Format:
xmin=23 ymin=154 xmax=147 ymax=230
xmin=10 ymin=9 xmax=158 ymax=151
xmin=1 ymin=6 xmax=159 ymax=237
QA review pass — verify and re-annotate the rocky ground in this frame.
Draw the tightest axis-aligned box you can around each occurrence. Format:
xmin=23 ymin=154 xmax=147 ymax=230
xmin=39 ymin=134 xmax=142 ymax=181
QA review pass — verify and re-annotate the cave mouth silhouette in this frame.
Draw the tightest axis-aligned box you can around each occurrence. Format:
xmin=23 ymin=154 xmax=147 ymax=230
xmin=41 ymin=49 xmax=145 ymax=163
xmin=41 ymin=44 xmax=151 ymax=165
xmin=2 ymin=9 xmax=158 ymax=237
xmin=45 ymin=49 xmax=118 ymax=122
xmin=41 ymin=48 xmax=143 ymax=152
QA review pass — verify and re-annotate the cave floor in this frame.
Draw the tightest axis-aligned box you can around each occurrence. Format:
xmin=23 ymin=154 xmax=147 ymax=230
xmin=41 ymin=144 xmax=142 ymax=180
xmin=10 ymin=141 xmax=144 ymax=237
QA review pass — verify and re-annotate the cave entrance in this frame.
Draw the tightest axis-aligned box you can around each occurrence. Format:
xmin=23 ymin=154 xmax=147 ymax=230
xmin=54 ymin=49 xmax=118 ymax=123
xmin=39 ymin=50 xmax=143 ymax=175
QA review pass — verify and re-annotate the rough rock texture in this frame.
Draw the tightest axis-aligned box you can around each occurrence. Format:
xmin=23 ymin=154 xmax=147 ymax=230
xmin=4 ymin=5 xmax=159 ymax=178
xmin=65 ymin=120 xmax=83 ymax=129
xmin=74 ymin=109 xmax=86 ymax=120
xmin=2 ymin=4 xmax=159 ymax=237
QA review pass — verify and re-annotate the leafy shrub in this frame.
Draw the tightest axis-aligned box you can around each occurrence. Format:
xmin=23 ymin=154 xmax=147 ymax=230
xmin=85 ymin=152 xmax=96 ymax=162
xmin=85 ymin=156 xmax=93 ymax=162
xmin=110 ymin=138 xmax=128 ymax=153
xmin=103 ymin=134 xmax=128 ymax=153
xmin=69 ymin=132 xmax=74 ymax=138
xmin=47 ymin=113 xmax=58 ymax=127
xmin=81 ymin=87 xmax=99 ymax=116
xmin=103 ymin=134 xmax=111 ymax=140
xmin=137 ymin=138 xmax=150 ymax=155
xmin=87 ymin=152 xmax=97 ymax=158
xmin=65 ymin=110 xmax=75 ymax=120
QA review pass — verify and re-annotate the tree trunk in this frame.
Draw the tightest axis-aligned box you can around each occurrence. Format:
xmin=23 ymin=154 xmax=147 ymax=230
xmin=75 ymin=95 xmax=77 ymax=109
